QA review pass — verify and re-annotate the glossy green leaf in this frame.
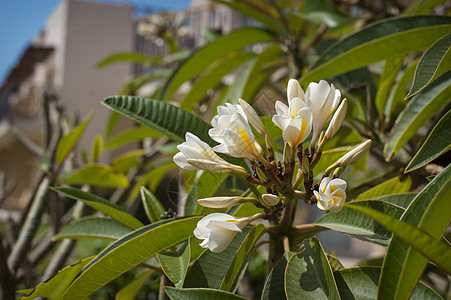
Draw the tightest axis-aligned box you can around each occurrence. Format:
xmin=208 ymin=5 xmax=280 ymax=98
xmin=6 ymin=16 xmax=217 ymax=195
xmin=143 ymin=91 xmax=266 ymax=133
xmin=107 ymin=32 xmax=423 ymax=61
xmin=60 ymin=216 xmax=202 ymax=300
xmin=51 ymin=186 xmax=143 ymax=230
xmin=97 ymin=51 xmax=155 ymax=68
xmin=220 ymin=224 xmax=266 ymax=291
xmin=106 ymin=125 xmax=163 ymax=149
xmin=285 ymin=237 xmax=340 ymax=300
xmin=91 ymin=135 xmax=103 ymax=163
xmin=334 ymin=266 xmax=442 ymax=300
xmin=165 ymin=287 xmax=246 ymax=300
xmin=20 ymin=256 xmax=93 ymax=300
xmin=384 ymin=72 xmax=451 ymax=160
xmin=158 ymin=241 xmax=191 ymax=288
xmin=111 ymin=150 xmax=146 ymax=173
xmin=53 ymin=216 xmax=131 ymax=241
xmin=405 ymin=107 xmax=451 ymax=172
xmin=160 ymin=28 xmax=274 ymax=101
xmin=181 ymin=52 xmax=255 ymax=111
xmin=116 ymin=270 xmax=153 ymax=300
xmin=63 ymin=164 xmax=128 ymax=188
xmin=214 ymin=0 xmax=285 ymax=34
xmin=378 ymin=164 xmax=451 ymax=299
xmin=301 ymin=16 xmax=451 ymax=84
xmin=103 ymin=95 xmax=213 ymax=145
xmin=371 ymin=193 xmax=416 ymax=209
xmin=354 ymin=176 xmax=412 ymax=200
xmin=346 ymin=201 xmax=451 ymax=274
xmin=261 ymin=252 xmax=291 ymax=300
xmin=375 ymin=58 xmax=404 ymax=116
xmin=185 ymin=225 xmax=265 ymax=290
xmin=141 ymin=186 xmax=165 ymax=223
xmin=407 ymin=34 xmax=451 ymax=98
xmin=315 ymin=200 xmax=404 ymax=246
xmin=56 ymin=112 xmax=93 ymax=165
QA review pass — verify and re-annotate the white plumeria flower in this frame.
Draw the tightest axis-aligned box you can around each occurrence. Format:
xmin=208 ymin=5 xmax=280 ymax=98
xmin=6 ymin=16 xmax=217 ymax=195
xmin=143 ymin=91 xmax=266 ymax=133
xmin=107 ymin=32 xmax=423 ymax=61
xmin=287 ymin=78 xmax=304 ymax=102
xmin=314 ymin=177 xmax=347 ymax=213
xmin=194 ymin=213 xmax=251 ymax=253
xmin=305 ymin=80 xmax=342 ymax=146
xmin=173 ymin=132 xmax=231 ymax=170
xmin=210 ymin=103 xmax=247 ymax=132
xmin=272 ymin=97 xmax=313 ymax=148
xmin=210 ymin=112 xmax=263 ymax=160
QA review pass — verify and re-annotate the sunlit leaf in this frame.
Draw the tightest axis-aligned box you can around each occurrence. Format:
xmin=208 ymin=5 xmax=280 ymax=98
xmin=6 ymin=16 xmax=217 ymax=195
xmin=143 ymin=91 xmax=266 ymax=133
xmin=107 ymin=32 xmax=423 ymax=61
xmin=51 ymin=186 xmax=143 ymax=230
xmin=407 ymin=34 xmax=451 ymax=98
xmin=111 ymin=150 xmax=146 ymax=173
xmin=97 ymin=51 xmax=156 ymax=68
xmin=63 ymin=164 xmax=128 ymax=188
xmin=106 ymin=126 xmax=163 ymax=149
xmin=384 ymin=72 xmax=451 ymax=160
xmin=56 ymin=112 xmax=93 ymax=165
xmin=375 ymin=58 xmax=404 ymax=117
xmin=53 ymin=216 xmax=131 ymax=241
xmin=60 ymin=217 xmax=202 ymax=299
xmin=354 ymin=176 xmax=412 ymax=200
xmin=285 ymin=237 xmax=340 ymax=300
xmin=20 ymin=257 xmax=93 ymax=300
xmin=116 ymin=270 xmax=153 ymax=300
xmin=315 ymin=200 xmax=404 ymax=246
xmin=91 ymin=135 xmax=103 ymax=163
xmin=405 ymin=110 xmax=451 ymax=172
xmin=301 ymin=16 xmax=451 ymax=84
xmin=378 ymin=164 xmax=451 ymax=299
xmin=141 ymin=186 xmax=165 ymax=223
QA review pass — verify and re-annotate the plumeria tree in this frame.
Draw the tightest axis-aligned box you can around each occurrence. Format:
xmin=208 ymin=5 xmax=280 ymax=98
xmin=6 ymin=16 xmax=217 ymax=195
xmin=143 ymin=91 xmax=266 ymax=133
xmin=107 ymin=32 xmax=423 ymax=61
xmin=6 ymin=0 xmax=451 ymax=299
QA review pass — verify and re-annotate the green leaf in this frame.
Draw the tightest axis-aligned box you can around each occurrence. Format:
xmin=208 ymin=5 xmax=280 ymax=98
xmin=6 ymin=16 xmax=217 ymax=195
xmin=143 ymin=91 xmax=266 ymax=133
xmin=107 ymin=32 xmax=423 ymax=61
xmin=407 ymin=34 xmax=451 ymax=98
xmin=20 ymin=256 xmax=93 ymax=300
xmin=346 ymin=200 xmax=451 ymax=274
xmin=314 ymin=200 xmax=404 ymax=246
xmin=285 ymin=237 xmax=340 ymax=300
xmin=120 ymin=69 xmax=172 ymax=95
xmin=106 ymin=125 xmax=163 ymax=149
xmin=103 ymin=95 xmax=213 ymax=145
xmin=384 ymin=72 xmax=451 ymax=160
xmin=53 ymin=216 xmax=131 ymax=241
xmin=261 ymin=252 xmax=291 ymax=300
xmin=160 ymin=27 xmax=274 ymax=101
xmin=405 ymin=107 xmax=451 ymax=173
xmin=301 ymin=16 xmax=451 ymax=84
xmin=158 ymin=241 xmax=191 ymax=288
xmin=323 ymin=126 xmax=363 ymax=151
xmin=334 ymin=266 xmax=443 ymax=299
xmin=220 ymin=224 xmax=266 ymax=291
xmin=371 ymin=193 xmax=416 ymax=209
xmin=375 ymin=58 xmax=404 ymax=116
xmin=51 ymin=186 xmax=143 ymax=230
xmin=141 ymin=186 xmax=165 ymax=223
xmin=91 ymin=135 xmax=103 ymax=163
xmin=213 ymin=0 xmax=285 ymax=34
xmin=164 ymin=287 xmax=246 ymax=300
xmin=181 ymin=52 xmax=256 ymax=111
xmin=111 ymin=150 xmax=146 ymax=173
xmin=354 ymin=176 xmax=412 ymax=200
xmin=60 ymin=216 xmax=202 ymax=300
xmin=97 ymin=51 xmax=155 ymax=68
xmin=185 ymin=225 xmax=265 ymax=290
xmin=116 ymin=270 xmax=153 ymax=300
xmin=403 ymin=0 xmax=449 ymax=15
xmin=63 ymin=164 xmax=128 ymax=188
xmin=56 ymin=112 xmax=93 ymax=165
xmin=378 ymin=164 xmax=451 ymax=299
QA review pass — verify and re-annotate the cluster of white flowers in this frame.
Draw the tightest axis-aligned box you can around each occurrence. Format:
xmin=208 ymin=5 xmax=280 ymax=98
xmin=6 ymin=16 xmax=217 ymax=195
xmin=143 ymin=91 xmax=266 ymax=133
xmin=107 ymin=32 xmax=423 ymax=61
xmin=173 ymin=79 xmax=372 ymax=252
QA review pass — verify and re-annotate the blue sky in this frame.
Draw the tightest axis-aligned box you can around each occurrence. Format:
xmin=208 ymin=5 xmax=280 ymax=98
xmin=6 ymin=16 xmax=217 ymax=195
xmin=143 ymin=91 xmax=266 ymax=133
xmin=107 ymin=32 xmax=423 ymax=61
xmin=0 ymin=0 xmax=190 ymax=84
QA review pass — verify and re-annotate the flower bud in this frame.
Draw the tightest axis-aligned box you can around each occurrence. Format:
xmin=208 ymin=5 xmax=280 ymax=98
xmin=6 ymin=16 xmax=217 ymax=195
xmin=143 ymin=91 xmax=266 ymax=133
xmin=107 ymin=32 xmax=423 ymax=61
xmin=324 ymin=99 xmax=347 ymax=143
xmin=239 ymin=98 xmax=266 ymax=137
xmin=198 ymin=196 xmax=257 ymax=208
xmin=187 ymin=159 xmax=248 ymax=177
xmin=283 ymin=142 xmax=292 ymax=166
xmin=255 ymin=166 xmax=269 ymax=183
xmin=301 ymin=155 xmax=310 ymax=175
xmin=287 ymin=79 xmax=304 ymax=101
xmin=336 ymin=139 xmax=372 ymax=167
xmin=261 ymin=194 xmax=280 ymax=207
